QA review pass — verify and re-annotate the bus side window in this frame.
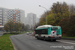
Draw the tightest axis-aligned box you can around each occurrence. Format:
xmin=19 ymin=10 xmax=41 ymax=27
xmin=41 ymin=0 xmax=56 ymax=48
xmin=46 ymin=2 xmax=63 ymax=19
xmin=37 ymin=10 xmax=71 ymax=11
xmin=42 ymin=29 xmax=48 ymax=34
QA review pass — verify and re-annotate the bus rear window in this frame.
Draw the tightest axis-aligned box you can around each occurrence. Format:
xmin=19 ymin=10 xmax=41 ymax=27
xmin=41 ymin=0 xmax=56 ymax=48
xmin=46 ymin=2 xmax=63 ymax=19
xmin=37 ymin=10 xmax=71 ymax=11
xmin=51 ymin=27 xmax=60 ymax=30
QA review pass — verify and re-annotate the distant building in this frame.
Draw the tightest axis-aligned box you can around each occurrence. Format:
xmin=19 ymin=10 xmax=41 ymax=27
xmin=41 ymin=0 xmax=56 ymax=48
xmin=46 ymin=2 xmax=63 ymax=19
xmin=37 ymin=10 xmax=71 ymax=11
xmin=20 ymin=10 xmax=25 ymax=24
xmin=25 ymin=13 xmax=39 ymax=28
xmin=0 ymin=8 xmax=3 ymax=26
xmin=0 ymin=7 xmax=25 ymax=26
xmin=27 ymin=13 xmax=36 ymax=26
xmin=0 ymin=7 xmax=8 ymax=26
xmin=7 ymin=9 xmax=25 ymax=24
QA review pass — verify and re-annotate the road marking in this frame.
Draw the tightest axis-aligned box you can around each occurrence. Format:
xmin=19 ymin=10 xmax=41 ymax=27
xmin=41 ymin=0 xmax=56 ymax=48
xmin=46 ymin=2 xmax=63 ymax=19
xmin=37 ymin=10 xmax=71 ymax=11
xmin=60 ymin=40 xmax=75 ymax=42
xmin=60 ymin=41 xmax=75 ymax=45
xmin=37 ymin=45 xmax=41 ymax=47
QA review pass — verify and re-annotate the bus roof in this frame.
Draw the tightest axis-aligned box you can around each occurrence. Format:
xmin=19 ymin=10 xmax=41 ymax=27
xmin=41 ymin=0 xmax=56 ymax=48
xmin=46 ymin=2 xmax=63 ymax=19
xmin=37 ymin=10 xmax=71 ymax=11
xmin=36 ymin=25 xmax=52 ymax=29
xmin=36 ymin=25 xmax=61 ymax=30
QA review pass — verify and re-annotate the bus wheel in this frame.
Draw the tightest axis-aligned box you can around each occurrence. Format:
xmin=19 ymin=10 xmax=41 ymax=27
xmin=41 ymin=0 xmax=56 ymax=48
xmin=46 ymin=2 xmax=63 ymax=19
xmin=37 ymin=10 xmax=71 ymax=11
xmin=43 ymin=36 xmax=45 ymax=40
xmin=51 ymin=39 xmax=53 ymax=41
xmin=53 ymin=39 xmax=56 ymax=41
xmin=37 ymin=38 xmax=39 ymax=39
xmin=44 ymin=38 xmax=46 ymax=41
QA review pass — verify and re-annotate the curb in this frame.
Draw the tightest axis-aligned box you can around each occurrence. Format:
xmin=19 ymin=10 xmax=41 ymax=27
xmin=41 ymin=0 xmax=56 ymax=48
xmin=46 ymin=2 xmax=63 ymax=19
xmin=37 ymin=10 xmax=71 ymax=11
xmin=9 ymin=36 xmax=17 ymax=50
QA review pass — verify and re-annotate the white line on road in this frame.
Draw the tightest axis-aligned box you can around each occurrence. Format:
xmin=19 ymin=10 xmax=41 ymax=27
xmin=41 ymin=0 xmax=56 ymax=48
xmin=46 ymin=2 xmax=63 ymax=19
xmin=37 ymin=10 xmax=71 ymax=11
xmin=60 ymin=41 xmax=75 ymax=45
xmin=37 ymin=45 xmax=41 ymax=47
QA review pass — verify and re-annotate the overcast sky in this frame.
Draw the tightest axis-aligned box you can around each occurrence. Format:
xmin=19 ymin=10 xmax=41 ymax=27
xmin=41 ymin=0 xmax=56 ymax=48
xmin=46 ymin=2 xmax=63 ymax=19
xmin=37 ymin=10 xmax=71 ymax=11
xmin=0 ymin=0 xmax=75 ymax=18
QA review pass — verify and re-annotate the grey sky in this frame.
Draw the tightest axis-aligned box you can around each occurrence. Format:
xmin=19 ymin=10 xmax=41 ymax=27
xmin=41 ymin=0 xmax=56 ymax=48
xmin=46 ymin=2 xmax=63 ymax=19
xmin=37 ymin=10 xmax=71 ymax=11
xmin=0 ymin=0 xmax=75 ymax=18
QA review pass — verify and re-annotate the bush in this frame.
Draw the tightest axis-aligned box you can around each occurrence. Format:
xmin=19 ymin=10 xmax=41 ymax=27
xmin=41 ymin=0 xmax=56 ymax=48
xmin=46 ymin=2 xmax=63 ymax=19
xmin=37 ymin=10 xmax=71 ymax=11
xmin=3 ymin=32 xmax=19 ymax=35
xmin=59 ymin=15 xmax=75 ymax=37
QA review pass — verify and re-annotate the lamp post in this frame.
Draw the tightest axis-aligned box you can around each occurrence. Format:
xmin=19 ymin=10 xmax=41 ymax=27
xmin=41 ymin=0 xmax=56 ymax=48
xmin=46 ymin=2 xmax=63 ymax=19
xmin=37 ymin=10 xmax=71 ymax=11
xmin=39 ymin=5 xmax=48 ymax=25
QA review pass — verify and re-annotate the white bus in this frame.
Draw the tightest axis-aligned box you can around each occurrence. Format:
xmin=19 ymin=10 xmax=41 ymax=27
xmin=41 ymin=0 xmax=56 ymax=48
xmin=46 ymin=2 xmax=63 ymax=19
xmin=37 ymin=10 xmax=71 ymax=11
xmin=35 ymin=25 xmax=62 ymax=41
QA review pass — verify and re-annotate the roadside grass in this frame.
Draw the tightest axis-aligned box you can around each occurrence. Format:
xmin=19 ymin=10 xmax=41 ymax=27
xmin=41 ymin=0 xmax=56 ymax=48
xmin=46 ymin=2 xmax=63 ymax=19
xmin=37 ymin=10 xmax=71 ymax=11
xmin=0 ymin=34 xmax=14 ymax=50
xmin=62 ymin=36 xmax=75 ymax=39
xmin=0 ymin=31 xmax=27 ymax=50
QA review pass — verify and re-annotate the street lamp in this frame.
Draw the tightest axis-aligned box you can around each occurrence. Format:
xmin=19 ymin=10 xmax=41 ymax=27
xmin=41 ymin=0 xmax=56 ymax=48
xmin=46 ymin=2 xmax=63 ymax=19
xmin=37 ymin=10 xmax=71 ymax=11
xmin=39 ymin=5 xmax=48 ymax=25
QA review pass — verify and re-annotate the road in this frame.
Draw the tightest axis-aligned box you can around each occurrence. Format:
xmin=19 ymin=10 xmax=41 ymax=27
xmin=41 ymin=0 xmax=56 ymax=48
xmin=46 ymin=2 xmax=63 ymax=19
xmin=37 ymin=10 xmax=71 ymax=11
xmin=10 ymin=33 xmax=75 ymax=50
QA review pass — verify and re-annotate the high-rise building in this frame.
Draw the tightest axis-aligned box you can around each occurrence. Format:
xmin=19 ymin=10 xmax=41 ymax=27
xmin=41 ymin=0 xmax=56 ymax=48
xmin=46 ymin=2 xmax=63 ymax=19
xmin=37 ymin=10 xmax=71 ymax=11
xmin=0 ymin=7 xmax=25 ymax=26
xmin=7 ymin=9 xmax=20 ymax=23
xmin=0 ymin=8 xmax=3 ymax=26
xmin=20 ymin=10 xmax=25 ymax=24
xmin=0 ymin=7 xmax=8 ymax=26
xmin=26 ymin=13 xmax=37 ymax=28
xmin=7 ymin=9 xmax=25 ymax=24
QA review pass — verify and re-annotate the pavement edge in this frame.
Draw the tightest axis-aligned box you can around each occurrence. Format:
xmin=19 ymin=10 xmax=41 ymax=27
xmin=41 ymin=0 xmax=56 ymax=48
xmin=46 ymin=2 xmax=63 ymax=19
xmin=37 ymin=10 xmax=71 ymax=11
xmin=9 ymin=36 xmax=17 ymax=50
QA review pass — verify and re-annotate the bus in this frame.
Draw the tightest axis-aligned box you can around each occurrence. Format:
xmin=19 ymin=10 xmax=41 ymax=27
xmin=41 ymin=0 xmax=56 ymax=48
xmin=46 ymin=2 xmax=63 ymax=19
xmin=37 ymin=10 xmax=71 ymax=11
xmin=35 ymin=25 xmax=62 ymax=41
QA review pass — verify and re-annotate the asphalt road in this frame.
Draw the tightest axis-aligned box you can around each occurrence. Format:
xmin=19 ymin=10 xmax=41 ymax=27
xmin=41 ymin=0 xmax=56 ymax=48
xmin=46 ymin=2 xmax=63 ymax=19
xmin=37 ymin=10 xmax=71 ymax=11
xmin=10 ymin=33 xmax=75 ymax=50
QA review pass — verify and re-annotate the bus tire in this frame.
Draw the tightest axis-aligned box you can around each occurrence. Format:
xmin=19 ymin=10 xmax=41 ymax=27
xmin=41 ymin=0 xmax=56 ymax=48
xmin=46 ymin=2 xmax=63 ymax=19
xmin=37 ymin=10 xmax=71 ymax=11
xmin=51 ymin=39 xmax=53 ymax=41
xmin=37 ymin=37 xmax=39 ymax=39
xmin=53 ymin=39 xmax=56 ymax=41
xmin=43 ymin=36 xmax=46 ymax=41
xmin=44 ymin=38 xmax=46 ymax=41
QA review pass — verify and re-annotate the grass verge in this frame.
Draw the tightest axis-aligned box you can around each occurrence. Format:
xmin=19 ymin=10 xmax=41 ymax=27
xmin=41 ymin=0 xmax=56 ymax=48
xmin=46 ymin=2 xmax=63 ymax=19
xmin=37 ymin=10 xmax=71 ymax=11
xmin=62 ymin=36 xmax=75 ymax=39
xmin=0 ymin=34 xmax=14 ymax=50
xmin=0 ymin=31 xmax=27 ymax=50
